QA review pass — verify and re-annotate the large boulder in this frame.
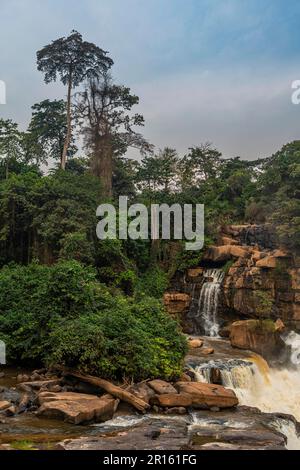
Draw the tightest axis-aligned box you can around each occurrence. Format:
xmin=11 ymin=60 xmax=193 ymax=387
xmin=229 ymin=320 xmax=285 ymax=359
xmin=175 ymin=382 xmax=238 ymax=409
xmin=37 ymin=391 xmax=118 ymax=424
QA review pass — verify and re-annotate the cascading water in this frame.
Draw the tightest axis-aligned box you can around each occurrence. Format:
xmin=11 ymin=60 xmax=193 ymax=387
xmin=193 ymin=335 xmax=300 ymax=450
xmin=188 ymin=268 xmax=224 ymax=336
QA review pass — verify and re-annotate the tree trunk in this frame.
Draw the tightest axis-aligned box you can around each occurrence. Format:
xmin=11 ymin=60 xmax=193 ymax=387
xmin=61 ymin=74 xmax=72 ymax=170
xmin=92 ymin=134 xmax=113 ymax=198
xmin=63 ymin=369 xmax=150 ymax=412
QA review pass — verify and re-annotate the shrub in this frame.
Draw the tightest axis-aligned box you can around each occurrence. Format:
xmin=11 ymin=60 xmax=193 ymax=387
xmin=0 ymin=261 xmax=187 ymax=380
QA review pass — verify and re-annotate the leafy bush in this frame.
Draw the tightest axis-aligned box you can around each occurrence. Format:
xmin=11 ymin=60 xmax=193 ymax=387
xmin=0 ymin=260 xmax=187 ymax=380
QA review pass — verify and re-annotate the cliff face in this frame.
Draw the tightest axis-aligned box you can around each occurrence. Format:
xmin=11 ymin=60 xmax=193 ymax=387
xmin=164 ymin=224 xmax=300 ymax=332
xmin=214 ymin=225 xmax=300 ymax=331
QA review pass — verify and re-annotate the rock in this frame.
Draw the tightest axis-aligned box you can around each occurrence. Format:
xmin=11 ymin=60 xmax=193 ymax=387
xmin=4 ymin=405 xmax=16 ymax=416
xmin=201 ymin=347 xmax=214 ymax=355
xmin=150 ymin=393 xmax=192 ymax=408
xmin=0 ymin=400 xmax=11 ymax=411
xmin=179 ymin=373 xmax=192 ymax=382
xmin=17 ymin=379 xmax=61 ymax=391
xmin=210 ymin=406 xmax=220 ymax=412
xmin=30 ymin=372 xmax=42 ymax=381
xmin=187 ymin=268 xmax=204 ymax=278
xmin=229 ymin=320 xmax=285 ymax=359
xmin=17 ymin=374 xmax=29 ymax=383
xmin=256 ymin=256 xmax=277 ymax=268
xmin=203 ymin=245 xmax=249 ymax=263
xmin=219 ymin=236 xmax=239 ymax=246
xmin=165 ymin=407 xmax=187 ymax=415
xmin=175 ymin=382 xmax=238 ymax=409
xmin=37 ymin=391 xmax=118 ymax=424
xmin=128 ymin=383 xmax=155 ymax=404
xmin=48 ymin=384 xmax=62 ymax=393
xmin=0 ymin=372 xmax=5 ymax=378
xmin=144 ymin=430 xmax=161 ymax=439
xmin=163 ymin=292 xmax=191 ymax=314
xmin=274 ymin=318 xmax=285 ymax=332
xmin=188 ymin=339 xmax=203 ymax=349
xmin=219 ymin=325 xmax=231 ymax=338
xmin=148 ymin=379 xmax=178 ymax=395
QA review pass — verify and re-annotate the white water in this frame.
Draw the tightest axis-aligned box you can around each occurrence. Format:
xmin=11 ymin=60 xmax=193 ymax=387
xmin=196 ymin=269 xmax=224 ymax=337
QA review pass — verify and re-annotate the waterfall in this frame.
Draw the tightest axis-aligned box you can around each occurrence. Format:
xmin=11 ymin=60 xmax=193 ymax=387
xmin=194 ymin=355 xmax=300 ymax=422
xmin=196 ymin=268 xmax=224 ymax=336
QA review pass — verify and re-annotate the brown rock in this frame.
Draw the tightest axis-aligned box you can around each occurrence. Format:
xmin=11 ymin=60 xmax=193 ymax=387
xmin=17 ymin=379 xmax=61 ymax=391
xmin=256 ymin=256 xmax=277 ymax=268
xmin=0 ymin=401 xmax=11 ymax=411
xmin=150 ymin=393 xmax=192 ymax=408
xmin=188 ymin=339 xmax=203 ymax=349
xmin=179 ymin=373 xmax=192 ymax=382
xmin=128 ymin=383 xmax=155 ymax=404
xmin=274 ymin=318 xmax=285 ymax=332
xmin=204 ymin=245 xmax=248 ymax=263
xmin=37 ymin=391 xmax=118 ymax=424
xmin=187 ymin=268 xmax=204 ymax=278
xmin=148 ymin=380 xmax=177 ymax=395
xmin=201 ymin=347 xmax=214 ymax=355
xmin=175 ymin=382 xmax=238 ymax=408
xmin=4 ymin=405 xmax=16 ymax=416
xmin=229 ymin=320 xmax=284 ymax=359
xmin=163 ymin=292 xmax=191 ymax=314
xmin=219 ymin=236 xmax=239 ymax=246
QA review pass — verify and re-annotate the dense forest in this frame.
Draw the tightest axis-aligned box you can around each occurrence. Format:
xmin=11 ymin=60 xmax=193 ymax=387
xmin=0 ymin=31 xmax=299 ymax=381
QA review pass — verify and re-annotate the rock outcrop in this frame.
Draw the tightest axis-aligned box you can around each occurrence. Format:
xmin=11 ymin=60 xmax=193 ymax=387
xmin=229 ymin=319 xmax=285 ymax=359
xmin=37 ymin=391 xmax=118 ymax=424
xmin=165 ymin=224 xmax=300 ymax=332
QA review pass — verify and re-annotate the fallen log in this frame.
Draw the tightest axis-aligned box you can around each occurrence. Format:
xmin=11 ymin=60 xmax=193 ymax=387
xmin=62 ymin=369 xmax=150 ymax=412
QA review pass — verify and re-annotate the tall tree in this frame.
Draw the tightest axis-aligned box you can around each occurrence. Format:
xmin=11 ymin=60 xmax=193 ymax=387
xmin=0 ymin=119 xmax=22 ymax=179
xmin=26 ymin=99 xmax=77 ymax=166
xmin=37 ymin=30 xmax=113 ymax=170
xmin=76 ymin=74 xmax=152 ymax=197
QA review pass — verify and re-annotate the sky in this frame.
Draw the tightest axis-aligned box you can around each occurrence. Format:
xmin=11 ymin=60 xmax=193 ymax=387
xmin=1 ymin=0 xmax=300 ymax=160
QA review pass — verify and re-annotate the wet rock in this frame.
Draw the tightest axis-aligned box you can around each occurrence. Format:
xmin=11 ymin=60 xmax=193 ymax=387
xmin=144 ymin=430 xmax=161 ymax=439
xmin=165 ymin=407 xmax=187 ymax=415
xmin=148 ymin=379 xmax=177 ymax=395
xmin=175 ymin=382 xmax=238 ymax=409
xmin=201 ymin=348 xmax=214 ymax=355
xmin=37 ymin=391 xmax=118 ymax=424
xmin=17 ymin=374 xmax=29 ymax=383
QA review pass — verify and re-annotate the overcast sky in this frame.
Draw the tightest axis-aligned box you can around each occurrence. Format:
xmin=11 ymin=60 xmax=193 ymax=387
xmin=1 ymin=0 xmax=300 ymax=160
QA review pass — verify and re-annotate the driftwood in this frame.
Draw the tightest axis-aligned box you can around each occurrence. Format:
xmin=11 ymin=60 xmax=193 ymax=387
xmin=63 ymin=369 xmax=150 ymax=412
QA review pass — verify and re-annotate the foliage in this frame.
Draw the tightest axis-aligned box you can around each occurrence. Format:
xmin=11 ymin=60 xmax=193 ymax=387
xmin=0 ymin=260 xmax=186 ymax=380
